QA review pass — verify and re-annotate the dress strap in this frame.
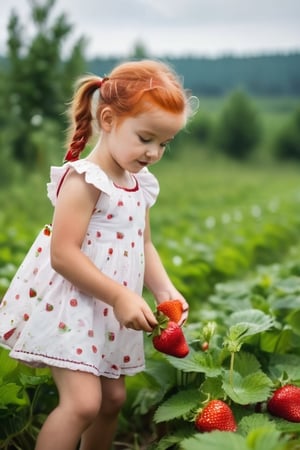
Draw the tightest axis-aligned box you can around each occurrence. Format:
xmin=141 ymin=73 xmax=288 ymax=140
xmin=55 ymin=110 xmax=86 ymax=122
xmin=56 ymin=168 xmax=70 ymax=197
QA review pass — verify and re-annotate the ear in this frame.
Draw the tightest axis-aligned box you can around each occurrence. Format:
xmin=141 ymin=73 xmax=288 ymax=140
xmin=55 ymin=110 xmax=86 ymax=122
xmin=99 ymin=107 xmax=115 ymax=131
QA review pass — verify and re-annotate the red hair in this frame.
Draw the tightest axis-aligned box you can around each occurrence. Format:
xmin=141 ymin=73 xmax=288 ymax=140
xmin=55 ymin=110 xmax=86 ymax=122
xmin=65 ymin=60 xmax=189 ymax=162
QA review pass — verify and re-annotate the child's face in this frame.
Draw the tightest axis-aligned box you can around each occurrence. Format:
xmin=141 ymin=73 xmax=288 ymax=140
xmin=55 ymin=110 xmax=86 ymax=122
xmin=107 ymin=107 xmax=186 ymax=173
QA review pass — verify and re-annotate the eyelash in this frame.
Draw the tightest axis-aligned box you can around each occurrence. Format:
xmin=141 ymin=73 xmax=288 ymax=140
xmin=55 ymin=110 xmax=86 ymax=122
xmin=139 ymin=136 xmax=151 ymax=143
xmin=138 ymin=135 xmax=169 ymax=148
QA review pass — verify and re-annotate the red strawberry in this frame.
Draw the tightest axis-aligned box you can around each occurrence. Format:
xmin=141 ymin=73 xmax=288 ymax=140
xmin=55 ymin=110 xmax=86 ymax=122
xmin=157 ymin=300 xmax=183 ymax=323
xmin=195 ymin=400 xmax=237 ymax=432
xmin=267 ymin=384 xmax=300 ymax=422
xmin=152 ymin=321 xmax=189 ymax=358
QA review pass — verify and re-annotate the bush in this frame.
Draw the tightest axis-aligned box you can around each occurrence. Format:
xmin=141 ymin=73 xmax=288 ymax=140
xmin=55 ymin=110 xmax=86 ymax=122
xmin=274 ymin=107 xmax=300 ymax=160
xmin=186 ymin=111 xmax=213 ymax=144
xmin=214 ymin=89 xmax=262 ymax=159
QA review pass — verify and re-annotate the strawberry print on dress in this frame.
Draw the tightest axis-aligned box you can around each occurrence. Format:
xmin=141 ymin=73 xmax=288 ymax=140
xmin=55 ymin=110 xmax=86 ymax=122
xmin=0 ymin=160 xmax=159 ymax=378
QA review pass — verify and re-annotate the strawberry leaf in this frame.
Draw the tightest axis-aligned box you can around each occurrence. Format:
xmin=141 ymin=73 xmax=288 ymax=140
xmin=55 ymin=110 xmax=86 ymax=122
xmin=268 ymin=353 xmax=300 ymax=382
xmin=238 ymin=413 xmax=277 ymax=435
xmin=223 ymin=370 xmax=273 ymax=404
xmin=286 ymin=309 xmax=300 ymax=335
xmin=154 ymin=389 xmax=200 ymax=423
xmin=245 ymin=424 xmax=288 ymax=450
xmin=232 ymin=351 xmax=261 ymax=376
xmin=200 ymin=377 xmax=224 ymax=399
xmin=181 ymin=431 xmax=248 ymax=450
xmin=259 ymin=327 xmax=295 ymax=353
xmin=227 ymin=309 xmax=275 ymax=338
xmin=165 ymin=348 xmax=222 ymax=377
xmin=0 ymin=383 xmax=30 ymax=407
xmin=224 ymin=309 xmax=275 ymax=352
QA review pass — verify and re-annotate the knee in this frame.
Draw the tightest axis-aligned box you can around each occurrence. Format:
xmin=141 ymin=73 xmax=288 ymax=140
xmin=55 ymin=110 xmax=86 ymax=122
xmin=101 ymin=382 xmax=127 ymax=416
xmin=67 ymin=393 xmax=101 ymax=426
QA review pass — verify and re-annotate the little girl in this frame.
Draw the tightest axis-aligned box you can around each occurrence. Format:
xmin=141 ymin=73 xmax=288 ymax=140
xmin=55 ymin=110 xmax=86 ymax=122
xmin=0 ymin=59 xmax=191 ymax=450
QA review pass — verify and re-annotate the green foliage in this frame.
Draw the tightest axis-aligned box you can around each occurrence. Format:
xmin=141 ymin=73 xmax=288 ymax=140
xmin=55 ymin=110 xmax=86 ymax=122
xmin=135 ymin=261 xmax=300 ymax=448
xmin=186 ymin=110 xmax=213 ymax=144
xmin=214 ymin=89 xmax=262 ymax=158
xmin=1 ymin=0 xmax=86 ymax=169
xmin=274 ymin=107 xmax=300 ymax=160
xmin=1 ymin=99 xmax=300 ymax=447
xmin=0 ymin=347 xmax=56 ymax=450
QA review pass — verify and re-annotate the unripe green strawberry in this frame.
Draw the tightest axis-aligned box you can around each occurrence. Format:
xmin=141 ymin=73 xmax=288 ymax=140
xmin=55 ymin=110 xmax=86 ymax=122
xmin=195 ymin=400 xmax=237 ymax=432
xmin=157 ymin=299 xmax=183 ymax=323
xmin=267 ymin=384 xmax=300 ymax=422
xmin=152 ymin=321 xmax=189 ymax=358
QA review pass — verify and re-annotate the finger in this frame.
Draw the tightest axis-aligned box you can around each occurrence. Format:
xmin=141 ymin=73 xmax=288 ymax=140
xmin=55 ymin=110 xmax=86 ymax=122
xmin=178 ymin=310 xmax=189 ymax=326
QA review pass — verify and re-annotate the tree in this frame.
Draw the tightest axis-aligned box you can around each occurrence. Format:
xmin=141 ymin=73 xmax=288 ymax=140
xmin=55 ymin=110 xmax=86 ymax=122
xmin=3 ymin=0 xmax=87 ymax=166
xmin=274 ymin=107 xmax=300 ymax=160
xmin=214 ymin=90 xmax=262 ymax=159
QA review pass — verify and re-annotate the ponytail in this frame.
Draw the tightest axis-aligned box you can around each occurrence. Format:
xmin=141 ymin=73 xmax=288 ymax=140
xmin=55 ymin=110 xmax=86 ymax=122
xmin=64 ymin=77 xmax=108 ymax=162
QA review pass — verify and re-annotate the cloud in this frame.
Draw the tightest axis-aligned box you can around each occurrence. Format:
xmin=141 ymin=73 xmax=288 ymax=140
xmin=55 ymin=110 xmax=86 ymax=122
xmin=0 ymin=0 xmax=299 ymax=57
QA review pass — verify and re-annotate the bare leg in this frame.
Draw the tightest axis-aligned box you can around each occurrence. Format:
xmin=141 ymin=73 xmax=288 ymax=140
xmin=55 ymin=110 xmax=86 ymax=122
xmin=35 ymin=368 xmax=102 ymax=450
xmin=79 ymin=376 xmax=126 ymax=450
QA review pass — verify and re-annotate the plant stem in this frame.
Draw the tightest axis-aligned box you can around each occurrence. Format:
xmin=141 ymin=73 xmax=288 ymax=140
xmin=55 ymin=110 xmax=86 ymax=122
xmin=230 ymin=351 xmax=235 ymax=387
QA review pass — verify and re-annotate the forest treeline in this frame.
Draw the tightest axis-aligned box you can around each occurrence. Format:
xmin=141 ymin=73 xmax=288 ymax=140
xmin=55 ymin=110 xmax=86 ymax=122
xmin=1 ymin=52 xmax=299 ymax=97
xmin=88 ymin=53 xmax=300 ymax=96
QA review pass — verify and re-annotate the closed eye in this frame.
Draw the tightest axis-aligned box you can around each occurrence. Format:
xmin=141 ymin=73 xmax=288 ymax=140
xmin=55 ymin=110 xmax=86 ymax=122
xmin=138 ymin=135 xmax=151 ymax=143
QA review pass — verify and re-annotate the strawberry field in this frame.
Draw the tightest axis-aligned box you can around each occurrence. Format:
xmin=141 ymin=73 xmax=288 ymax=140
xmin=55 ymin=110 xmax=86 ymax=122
xmin=1 ymin=99 xmax=300 ymax=449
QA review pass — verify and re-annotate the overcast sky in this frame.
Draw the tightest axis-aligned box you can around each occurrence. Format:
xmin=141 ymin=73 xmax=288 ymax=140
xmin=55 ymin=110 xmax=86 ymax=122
xmin=1 ymin=0 xmax=300 ymax=58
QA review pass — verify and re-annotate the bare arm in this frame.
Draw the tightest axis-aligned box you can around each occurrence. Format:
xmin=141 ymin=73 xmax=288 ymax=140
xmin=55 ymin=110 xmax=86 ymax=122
xmin=143 ymin=209 xmax=189 ymax=324
xmin=50 ymin=170 xmax=157 ymax=332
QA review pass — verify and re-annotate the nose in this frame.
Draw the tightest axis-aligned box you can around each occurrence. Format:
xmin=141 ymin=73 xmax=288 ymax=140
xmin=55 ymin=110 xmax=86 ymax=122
xmin=145 ymin=144 xmax=162 ymax=161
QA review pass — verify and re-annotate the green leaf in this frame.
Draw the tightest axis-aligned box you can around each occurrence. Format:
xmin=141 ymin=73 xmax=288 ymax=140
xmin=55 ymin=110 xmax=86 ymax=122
xmin=268 ymin=353 xmax=300 ymax=382
xmin=233 ymin=352 xmax=261 ymax=376
xmin=0 ymin=383 xmax=29 ymax=407
xmin=286 ymin=309 xmax=300 ymax=335
xmin=259 ymin=327 xmax=295 ymax=353
xmin=154 ymin=389 xmax=200 ymax=423
xmin=246 ymin=426 xmax=288 ymax=450
xmin=165 ymin=349 xmax=222 ymax=377
xmin=144 ymin=358 xmax=177 ymax=389
xmin=239 ymin=413 xmax=276 ymax=435
xmin=18 ymin=372 xmax=54 ymax=388
xmin=180 ymin=431 xmax=248 ymax=450
xmin=201 ymin=377 xmax=224 ymax=399
xmin=223 ymin=370 xmax=273 ymax=404
xmin=0 ymin=348 xmax=19 ymax=380
xmin=227 ymin=309 xmax=275 ymax=338
xmin=0 ymin=406 xmax=31 ymax=441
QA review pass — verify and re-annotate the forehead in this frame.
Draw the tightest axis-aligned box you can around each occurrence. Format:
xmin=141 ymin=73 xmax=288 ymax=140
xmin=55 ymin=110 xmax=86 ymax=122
xmin=130 ymin=108 xmax=186 ymax=137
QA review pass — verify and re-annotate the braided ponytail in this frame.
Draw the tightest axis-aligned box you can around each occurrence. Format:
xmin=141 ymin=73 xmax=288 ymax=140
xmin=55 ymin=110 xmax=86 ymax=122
xmin=64 ymin=77 xmax=108 ymax=162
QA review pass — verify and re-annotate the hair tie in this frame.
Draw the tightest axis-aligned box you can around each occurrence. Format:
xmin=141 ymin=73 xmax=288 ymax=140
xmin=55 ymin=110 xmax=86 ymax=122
xmin=96 ymin=76 xmax=109 ymax=89
xmin=64 ymin=136 xmax=87 ymax=162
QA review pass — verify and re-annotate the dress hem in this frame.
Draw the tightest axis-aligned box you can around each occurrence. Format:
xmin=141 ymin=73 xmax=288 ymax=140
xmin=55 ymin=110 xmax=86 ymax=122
xmin=9 ymin=348 xmax=145 ymax=378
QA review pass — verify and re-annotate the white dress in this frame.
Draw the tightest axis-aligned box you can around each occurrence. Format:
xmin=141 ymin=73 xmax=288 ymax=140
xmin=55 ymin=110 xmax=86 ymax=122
xmin=0 ymin=160 xmax=159 ymax=378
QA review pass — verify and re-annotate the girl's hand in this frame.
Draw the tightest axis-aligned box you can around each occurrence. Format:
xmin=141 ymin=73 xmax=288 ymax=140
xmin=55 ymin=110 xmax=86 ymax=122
xmin=177 ymin=297 xmax=189 ymax=326
xmin=113 ymin=293 xmax=158 ymax=332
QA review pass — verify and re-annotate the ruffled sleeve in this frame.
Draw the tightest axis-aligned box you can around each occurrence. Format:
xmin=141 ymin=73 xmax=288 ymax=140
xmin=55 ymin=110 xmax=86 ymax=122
xmin=135 ymin=167 xmax=160 ymax=208
xmin=47 ymin=160 xmax=112 ymax=206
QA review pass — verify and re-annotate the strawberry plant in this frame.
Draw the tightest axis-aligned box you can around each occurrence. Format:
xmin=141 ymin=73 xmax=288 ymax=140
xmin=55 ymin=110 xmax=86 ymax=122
xmin=0 ymin=348 xmax=56 ymax=450
xmin=124 ymin=260 xmax=300 ymax=449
